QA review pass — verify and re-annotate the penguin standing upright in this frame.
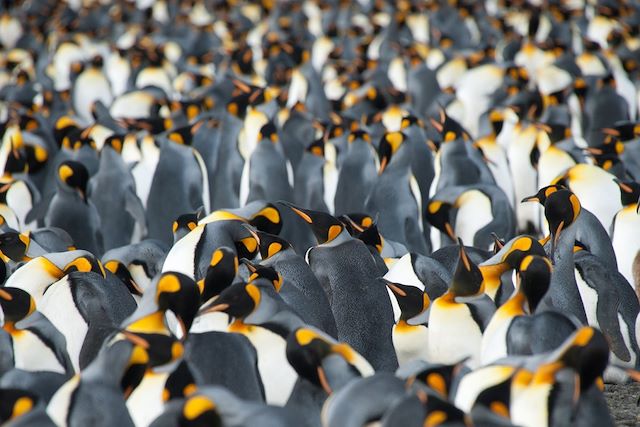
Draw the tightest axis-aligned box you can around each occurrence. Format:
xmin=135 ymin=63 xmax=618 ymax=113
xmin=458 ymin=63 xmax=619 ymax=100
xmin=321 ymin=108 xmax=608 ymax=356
xmin=366 ymin=131 xmax=428 ymax=254
xmin=286 ymin=203 xmax=398 ymax=371
xmin=44 ymin=161 xmax=103 ymax=255
xmin=145 ymin=136 xmax=207 ymax=246
xmin=240 ymin=121 xmax=293 ymax=205
xmin=72 ymin=56 xmax=113 ymax=124
xmin=610 ymin=180 xmax=640 ymax=288
xmin=334 ymin=130 xmax=378 ymax=215
xmin=427 ymin=240 xmax=496 ymax=367
xmin=89 ymin=137 xmax=147 ymax=251
xmin=385 ymin=280 xmax=430 ymax=367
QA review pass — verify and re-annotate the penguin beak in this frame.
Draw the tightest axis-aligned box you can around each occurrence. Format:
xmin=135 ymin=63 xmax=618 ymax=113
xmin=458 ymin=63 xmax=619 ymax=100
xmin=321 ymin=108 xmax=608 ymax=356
xmin=0 ymin=288 xmax=13 ymax=301
xmin=317 ymin=366 xmax=332 ymax=395
xmin=282 ymin=202 xmax=314 ymax=224
xmin=444 ymin=222 xmax=456 ymax=241
xmin=551 ymin=220 xmax=565 ymax=255
xmin=200 ymin=302 xmax=229 ymax=315
xmin=521 ymin=194 xmax=539 ymax=203
xmin=385 ymin=282 xmax=407 ymax=297
xmin=122 ymin=330 xmax=150 ymax=349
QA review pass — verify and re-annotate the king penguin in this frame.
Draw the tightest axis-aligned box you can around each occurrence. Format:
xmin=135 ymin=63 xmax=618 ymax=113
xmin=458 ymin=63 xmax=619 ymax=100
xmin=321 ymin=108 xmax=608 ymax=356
xmin=0 ymin=287 xmax=73 ymax=375
xmin=44 ymin=161 xmax=103 ymax=256
xmin=88 ymin=136 xmax=147 ymax=251
xmin=285 ymin=203 xmax=398 ymax=371
xmin=366 ymin=131 xmax=428 ymax=254
xmin=427 ymin=239 xmax=496 ymax=367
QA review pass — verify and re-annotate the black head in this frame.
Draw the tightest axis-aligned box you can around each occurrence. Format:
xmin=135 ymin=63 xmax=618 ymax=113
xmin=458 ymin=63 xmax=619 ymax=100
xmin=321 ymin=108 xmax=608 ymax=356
xmin=306 ymin=138 xmax=325 ymax=157
xmin=543 ymin=189 xmax=581 ymax=250
xmin=179 ymin=394 xmax=223 ymax=427
xmin=258 ymin=121 xmax=278 ymax=143
xmin=521 ymin=184 xmax=566 ymax=205
xmin=558 ymin=327 xmax=610 ymax=391
xmin=426 ymin=200 xmax=456 ymax=240
xmin=120 ymin=343 xmax=149 ymax=399
xmin=155 ymin=272 xmax=201 ymax=335
xmin=104 ymin=134 xmax=126 ymax=153
xmin=0 ymin=287 xmax=35 ymax=323
xmin=451 ymin=239 xmax=484 ymax=296
xmin=0 ymin=388 xmax=38 ymax=423
xmin=163 ymin=360 xmax=197 ymax=402
xmin=246 ymin=228 xmax=292 ymax=260
xmin=203 ymin=281 xmax=260 ymax=319
xmin=378 ymin=131 xmax=406 ymax=174
xmin=104 ymin=260 xmax=143 ymax=296
xmin=517 ymin=255 xmax=552 ymax=313
xmin=283 ymin=202 xmax=345 ymax=245
xmin=57 ymin=160 xmax=89 ymax=201
xmin=0 ymin=231 xmax=29 ymax=262
xmin=243 ymin=259 xmax=283 ymax=292
xmin=201 ymin=247 xmax=238 ymax=303
xmin=249 ymin=203 xmax=282 ymax=236
xmin=615 ymin=179 xmax=640 ymax=206
xmin=172 ymin=209 xmax=203 ymax=242
xmin=385 ymin=281 xmax=430 ymax=321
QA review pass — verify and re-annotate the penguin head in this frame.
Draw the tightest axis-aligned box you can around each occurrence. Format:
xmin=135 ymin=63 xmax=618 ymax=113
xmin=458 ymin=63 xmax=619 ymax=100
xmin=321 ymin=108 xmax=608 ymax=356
xmin=283 ymin=202 xmax=347 ymax=245
xmin=257 ymin=121 xmax=278 ymax=143
xmin=155 ymin=272 xmax=201 ymax=336
xmin=614 ymin=179 xmax=640 ymax=206
xmin=163 ymin=361 xmax=197 ymax=403
xmin=306 ymin=138 xmax=326 ymax=157
xmin=0 ymin=287 xmax=35 ymax=324
xmin=347 ymin=129 xmax=371 ymax=145
xmin=172 ymin=208 xmax=204 ymax=243
xmin=120 ymin=343 xmax=150 ymax=399
xmin=244 ymin=228 xmax=292 ymax=260
xmin=385 ymin=280 xmax=430 ymax=322
xmin=404 ymin=363 xmax=464 ymax=400
xmin=201 ymin=247 xmax=238 ymax=303
xmin=249 ymin=203 xmax=283 ymax=236
xmin=521 ymin=184 xmax=566 ymax=205
xmin=286 ymin=327 xmax=372 ymax=394
xmin=451 ymin=239 xmax=484 ymax=296
xmin=179 ymin=394 xmax=223 ymax=427
xmin=355 ymin=222 xmax=383 ymax=254
xmin=426 ymin=200 xmax=456 ymax=241
xmin=203 ymin=281 xmax=260 ymax=320
xmin=57 ymin=160 xmax=89 ymax=201
xmin=122 ymin=316 xmax=184 ymax=368
xmin=479 ymin=235 xmax=547 ymax=295
xmin=104 ymin=260 xmax=144 ymax=296
xmin=104 ymin=134 xmax=126 ymax=154
xmin=378 ymin=131 xmax=406 ymax=173
xmin=0 ymin=389 xmax=38 ymax=423
xmin=488 ymin=109 xmax=505 ymax=135
xmin=338 ymin=213 xmax=375 ymax=235
xmin=243 ymin=259 xmax=283 ymax=292
xmin=0 ymin=231 xmax=30 ymax=262
xmin=429 ymin=109 xmax=470 ymax=143
xmin=517 ymin=255 xmax=552 ymax=313
xmin=555 ymin=326 xmax=609 ymax=392
xmin=543 ymin=189 xmax=581 ymax=251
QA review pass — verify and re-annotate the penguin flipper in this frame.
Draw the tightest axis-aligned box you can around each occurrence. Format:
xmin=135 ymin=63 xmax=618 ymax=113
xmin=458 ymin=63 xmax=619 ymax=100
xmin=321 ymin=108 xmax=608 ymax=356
xmin=124 ymin=188 xmax=148 ymax=238
xmin=79 ymin=325 xmax=119 ymax=370
xmin=25 ymin=192 xmax=55 ymax=224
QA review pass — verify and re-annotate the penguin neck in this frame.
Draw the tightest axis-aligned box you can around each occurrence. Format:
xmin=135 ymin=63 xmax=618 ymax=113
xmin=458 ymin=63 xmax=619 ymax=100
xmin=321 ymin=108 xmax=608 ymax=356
xmin=547 ymin=223 xmax=587 ymax=322
xmin=2 ymin=320 xmax=21 ymax=335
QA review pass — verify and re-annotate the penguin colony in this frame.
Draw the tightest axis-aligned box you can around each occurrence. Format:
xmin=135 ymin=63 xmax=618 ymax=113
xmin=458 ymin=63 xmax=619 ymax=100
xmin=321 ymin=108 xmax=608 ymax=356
xmin=0 ymin=0 xmax=640 ymax=426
